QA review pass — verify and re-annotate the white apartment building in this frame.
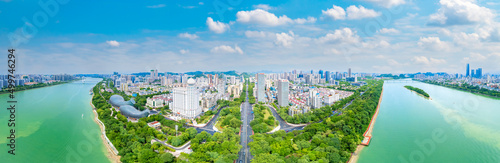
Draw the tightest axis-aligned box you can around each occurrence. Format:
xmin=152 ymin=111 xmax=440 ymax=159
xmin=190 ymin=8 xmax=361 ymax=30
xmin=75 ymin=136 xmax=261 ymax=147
xmin=172 ymin=78 xmax=201 ymax=119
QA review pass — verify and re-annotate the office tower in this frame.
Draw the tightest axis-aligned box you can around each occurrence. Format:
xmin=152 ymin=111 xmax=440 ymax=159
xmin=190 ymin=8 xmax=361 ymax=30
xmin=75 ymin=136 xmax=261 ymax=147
xmin=325 ymin=71 xmax=331 ymax=82
xmin=277 ymin=79 xmax=289 ymax=107
xmin=319 ymin=70 xmax=324 ymax=79
xmin=172 ymin=78 xmax=201 ymax=119
xmin=476 ymin=68 xmax=482 ymax=78
xmin=471 ymin=69 xmax=475 ymax=78
xmin=348 ymin=68 xmax=352 ymax=78
xmin=466 ymin=64 xmax=470 ymax=77
xmin=257 ymin=73 xmax=265 ymax=102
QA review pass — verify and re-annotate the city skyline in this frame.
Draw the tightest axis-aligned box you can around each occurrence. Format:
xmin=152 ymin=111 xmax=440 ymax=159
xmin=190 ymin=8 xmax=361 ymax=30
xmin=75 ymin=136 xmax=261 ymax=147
xmin=1 ymin=1 xmax=500 ymax=74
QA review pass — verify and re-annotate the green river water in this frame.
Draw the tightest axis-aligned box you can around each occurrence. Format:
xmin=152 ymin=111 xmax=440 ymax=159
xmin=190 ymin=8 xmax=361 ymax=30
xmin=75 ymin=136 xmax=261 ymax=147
xmin=0 ymin=78 xmax=110 ymax=163
xmin=358 ymin=80 xmax=500 ymax=163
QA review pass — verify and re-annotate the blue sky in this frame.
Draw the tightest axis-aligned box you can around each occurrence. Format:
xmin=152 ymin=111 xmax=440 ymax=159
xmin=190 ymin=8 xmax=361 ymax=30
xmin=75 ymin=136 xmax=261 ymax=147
xmin=1 ymin=0 xmax=500 ymax=74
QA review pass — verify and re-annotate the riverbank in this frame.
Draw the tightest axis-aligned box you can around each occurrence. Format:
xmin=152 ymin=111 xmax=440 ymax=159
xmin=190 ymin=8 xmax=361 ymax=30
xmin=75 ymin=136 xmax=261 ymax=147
xmin=348 ymin=87 xmax=384 ymax=163
xmin=90 ymin=101 xmax=121 ymax=163
xmin=0 ymin=79 xmax=80 ymax=95
xmin=421 ymin=80 xmax=500 ymax=100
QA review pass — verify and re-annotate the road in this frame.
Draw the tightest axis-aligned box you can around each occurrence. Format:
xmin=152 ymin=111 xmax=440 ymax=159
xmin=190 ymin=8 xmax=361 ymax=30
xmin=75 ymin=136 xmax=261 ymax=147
xmin=267 ymin=105 xmax=305 ymax=132
xmin=238 ymin=84 xmax=254 ymax=163
xmin=163 ymin=104 xmax=225 ymax=135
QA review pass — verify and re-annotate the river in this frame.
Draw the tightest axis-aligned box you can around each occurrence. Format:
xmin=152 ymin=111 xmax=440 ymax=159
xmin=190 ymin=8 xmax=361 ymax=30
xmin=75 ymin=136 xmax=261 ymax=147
xmin=0 ymin=78 xmax=111 ymax=163
xmin=357 ymin=80 xmax=500 ymax=163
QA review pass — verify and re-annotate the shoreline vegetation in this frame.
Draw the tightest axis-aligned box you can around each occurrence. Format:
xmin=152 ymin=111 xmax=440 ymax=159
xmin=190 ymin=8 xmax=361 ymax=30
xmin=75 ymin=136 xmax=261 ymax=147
xmin=404 ymin=85 xmax=430 ymax=99
xmin=0 ymin=79 xmax=79 ymax=95
xmin=421 ymin=80 xmax=500 ymax=99
xmin=348 ymin=87 xmax=384 ymax=163
xmin=90 ymin=101 xmax=121 ymax=163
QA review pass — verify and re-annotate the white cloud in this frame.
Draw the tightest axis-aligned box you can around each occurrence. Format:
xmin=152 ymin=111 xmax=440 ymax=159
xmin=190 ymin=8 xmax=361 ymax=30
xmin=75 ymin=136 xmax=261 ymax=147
xmin=346 ymin=5 xmax=381 ymax=20
xmin=317 ymin=28 xmax=360 ymax=44
xmin=359 ymin=0 xmax=406 ymax=8
xmin=412 ymin=56 xmax=447 ymax=65
xmin=199 ymin=2 xmax=204 ymax=5
xmin=476 ymin=23 xmax=500 ymax=41
xmin=236 ymin=9 xmax=293 ymax=26
xmin=147 ymin=4 xmax=166 ymax=8
xmin=324 ymin=48 xmax=341 ymax=55
xmin=417 ymin=37 xmax=450 ymax=51
xmin=206 ymin=17 xmax=230 ymax=34
xmin=178 ymin=33 xmax=199 ymax=40
xmin=236 ymin=9 xmax=315 ymax=26
xmin=469 ymin=52 xmax=487 ymax=60
xmin=245 ymin=31 xmax=269 ymax=38
xmin=106 ymin=40 xmax=120 ymax=47
xmin=275 ymin=31 xmax=295 ymax=47
xmin=322 ymin=5 xmax=380 ymax=20
xmin=379 ymin=28 xmax=400 ymax=34
xmin=452 ymin=32 xmax=480 ymax=46
xmin=388 ymin=59 xmax=404 ymax=66
xmin=211 ymin=45 xmax=243 ymax=54
xmin=322 ymin=5 xmax=346 ymax=20
xmin=428 ymin=0 xmax=495 ymax=26
xmin=294 ymin=17 xmax=317 ymax=24
xmin=253 ymin=4 xmax=274 ymax=10
xmin=363 ymin=40 xmax=391 ymax=49
xmin=180 ymin=49 xmax=189 ymax=54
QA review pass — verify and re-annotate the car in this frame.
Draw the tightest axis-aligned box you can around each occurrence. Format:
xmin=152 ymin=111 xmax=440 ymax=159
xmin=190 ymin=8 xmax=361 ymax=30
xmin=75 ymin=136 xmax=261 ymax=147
xmin=239 ymin=160 xmax=243 ymax=163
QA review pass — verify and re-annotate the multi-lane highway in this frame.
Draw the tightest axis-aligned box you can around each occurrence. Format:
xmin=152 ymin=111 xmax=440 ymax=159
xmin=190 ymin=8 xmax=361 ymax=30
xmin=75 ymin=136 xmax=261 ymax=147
xmin=238 ymin=84 xmax=254 ymax=163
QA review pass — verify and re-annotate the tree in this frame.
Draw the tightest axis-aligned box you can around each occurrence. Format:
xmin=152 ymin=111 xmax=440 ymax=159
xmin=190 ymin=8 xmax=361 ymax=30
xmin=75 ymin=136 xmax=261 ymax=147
xmin=230 ymin=118 xmax=242 ymax=128
xmin=186 ymin=127 xmax=198 ymax=139
xmin=138 ymin=148 xmax=160 ymax=163
xmin=252 ymin=153 xmax=285 ymax=163
xmin=160 ymin=152 xmax=174 ymax=163
xmin=171 ymin=136 xmax=183 ymax=146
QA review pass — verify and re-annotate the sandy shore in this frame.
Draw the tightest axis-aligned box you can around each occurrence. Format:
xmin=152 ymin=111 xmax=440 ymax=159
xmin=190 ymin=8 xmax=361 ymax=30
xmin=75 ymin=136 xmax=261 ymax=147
xmin=348 ymin=87 xmax=384 ymax=163
xmin=90 ymin=102 xmax=122 ymax=163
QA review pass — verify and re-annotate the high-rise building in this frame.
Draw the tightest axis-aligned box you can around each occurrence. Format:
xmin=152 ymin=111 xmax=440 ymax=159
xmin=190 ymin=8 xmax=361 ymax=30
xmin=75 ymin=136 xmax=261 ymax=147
xmin=471 ymin=69 xmax=475 ymax=78
xmin=466 ymin=64 xmax=470 ymax=77
xmin=325 ymin=71 xmax=331 ymax=82
xmin=309 ymin=90 xmax=321 ymax=109
xmin=257 ymin=73 xmax=266 ymax=103
xmin=172 ymin=78 xmax=201 ymax=119
xmin=277 ymin=79 xmax=289 ymax=107
xmin=348 ymin=68 xmax=352 ymax=78
xmin=476 ymin=68 xmax=482 ymax=78
xmin=319 ymin=70 xmax=324 ymax=79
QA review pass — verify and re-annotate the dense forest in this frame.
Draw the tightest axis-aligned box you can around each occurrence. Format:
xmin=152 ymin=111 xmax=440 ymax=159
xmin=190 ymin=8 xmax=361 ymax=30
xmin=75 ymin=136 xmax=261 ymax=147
xmin=423 ymin=80 xmax=500 ymax=98
xmin=404 ymin=85 xmax=430 ymax=98
xmin=249 ymin=80 xmax=384 ymax=163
